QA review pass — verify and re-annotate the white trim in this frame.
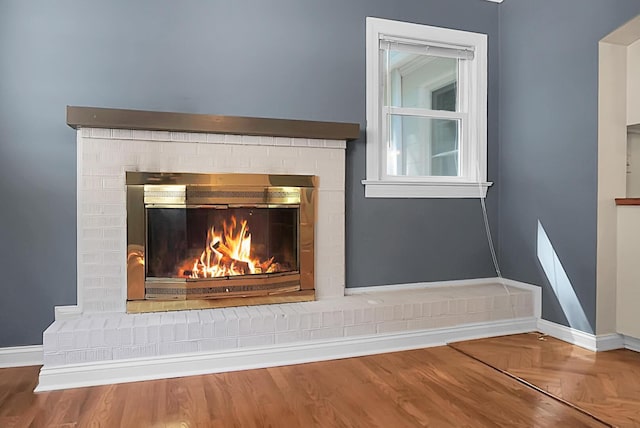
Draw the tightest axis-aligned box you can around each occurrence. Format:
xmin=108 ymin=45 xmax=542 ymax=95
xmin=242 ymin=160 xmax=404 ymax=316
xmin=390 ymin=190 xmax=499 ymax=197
xmin=36 ymin=317 xmax=536 ymax=391
xmin=365 ymin=17 xmax=488 ymax=199
xmin=536 ymin=319 xmax=627 ymax=352
xmin=0 ymin=345 xmax=43 ymax=368
xmin=624 ymin=335 xmax=640 ymax=352
xmin=362 ymin=180 xmax=492 ymax=198
xmin=596 ymin=333 xmax=627 ymax=352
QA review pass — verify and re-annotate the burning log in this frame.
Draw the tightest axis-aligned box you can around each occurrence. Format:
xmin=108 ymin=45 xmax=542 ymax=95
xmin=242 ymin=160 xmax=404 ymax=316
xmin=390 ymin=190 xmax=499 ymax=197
xmin=212 ymin=241 xmax=233 ymax=258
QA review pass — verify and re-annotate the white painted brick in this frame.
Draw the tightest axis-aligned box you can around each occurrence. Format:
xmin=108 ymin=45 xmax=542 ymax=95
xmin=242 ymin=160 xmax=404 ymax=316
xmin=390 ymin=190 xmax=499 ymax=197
xmin=325 ymin=139 xmax=347 ymax=149
xmin=85 ymin=127 xmax=110 ymax=138
xmin=161 ymin=141 xmax=198 ymax=155
xmin=66 ymin=348 xmax=113 ymax=364
xmin=82 ymin=176 xmax=103 ymax=189
xmin=188 ymin=132 xmax=208 ymax=143
xmin=160 ymin=322 xmax=176 ymax=343
xmin=343 ymin=309 xmax=355 ymax=326
xmin=449 ymin=300 xmax=468 ymax=315
xmin=118 ymin=317 xmax=134 ymax=346
xmin=206 ymin=134 xmax=225 ymax=144
xmin=89 ymin=327 xmax=106 ymax=348
xmin=493 ymin=295 xmax=510 ymax=310
xmin=226 ymin=316 xmax=239 ymax=336
xmin=169 ymin=132 xmax=190 ymax=142
xmin=102 ymin=177 xmax=123 ymax=189
xmin=515 ymin=306 xmax=533 ymax=317
xmin=354 ymin=307 xmax=374 ymax=324
xmin=251 ymin=315 xmax=274 ymax=334
xmin=431 ymin=301 xmax=449 ymax=317
xmin=467 ymin=297 xmax=491 ymax=313
xmin=44 ymin=352 xmax=67 ymax=366
xmin=174 ymin=319 xmax=188 ymax=341
xmin=322 ymin=310 xmax=344 ymax=328
xmin=344 ymin=324 xmax=376 ymax=336
xmin=151 ymin=131 xmax=171 ymax=141
xmin=238 ymin=335 xmax=274 ymax=348
xmin=187 ymin=312 xmax=202 ymax=340
xmin=112 ymin=129 xmax=134 ymax=140
xmin=309 ymin=312 xmax=322 ymax=329
xmin=275 ymin=331 xmax=303 ymax=344
xmin=73 ymin=328 xmax=90 ymax=349
xmin=103 ymin=226 xmax=126 ymax=240
xmin=491 ymin=309 xmax=516 ymax=321
xmin=464 ymin=312 xmax=492 ymax=324
xmin=373 ymin=307 xmax=385 ymax=323
xmin=113 ymin=344 xmax=157 ymax=360
xmin=132 ymin=130 xmax=152 ymax=140
xmin=274 ymin=312 xmax=288 ymax=332
xmin=309 ymin=327 xmax=343 ymax=340
xmin=433 ymin=316 xmax=465 ymax=328
xmin=377 ymin=320 xmax=408 ymax=334
xmin=392 ymin=304 xmax=404 ymax=320
xmin=104 ymin=319 xmax=120 ymax=346
xmin=407 ymin=318 xmax=436 ymax=330
xmin=162 ymin=341 xmax=198 ymax=355
xmin=198 ymin=338 xmax=237 ymax=352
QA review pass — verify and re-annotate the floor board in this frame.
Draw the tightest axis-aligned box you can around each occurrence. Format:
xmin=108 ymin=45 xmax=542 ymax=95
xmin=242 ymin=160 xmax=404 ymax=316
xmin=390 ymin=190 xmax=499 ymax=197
xmin=0 ymin=345 xmax=605 ymax=427
xmin=451 ymin=333 xmax=640 ymax=428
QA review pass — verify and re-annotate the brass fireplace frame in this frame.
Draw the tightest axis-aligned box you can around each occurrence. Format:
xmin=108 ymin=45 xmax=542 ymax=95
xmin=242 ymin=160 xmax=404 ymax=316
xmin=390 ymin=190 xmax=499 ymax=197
xmin=126 ymin=172 xmax=316 ymax=313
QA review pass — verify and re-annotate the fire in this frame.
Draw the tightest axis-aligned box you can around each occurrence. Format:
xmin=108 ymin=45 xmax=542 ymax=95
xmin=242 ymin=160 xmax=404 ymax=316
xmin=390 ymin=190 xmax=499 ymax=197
xmin=183 ymin=216 xmax=278 ymax=278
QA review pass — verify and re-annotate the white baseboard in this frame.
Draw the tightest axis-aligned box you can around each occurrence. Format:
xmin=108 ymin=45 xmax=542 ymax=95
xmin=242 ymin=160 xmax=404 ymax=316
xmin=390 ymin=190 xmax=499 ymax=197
xmin=623 ymin=335 xmax=640 ymax=352
xmin=36 ymin=316 xmax=537 ymax=392
xmin=536 ymin=319 xmax=626 ymax=352
xmin=0 ymin=345 xmax=43 ymax=368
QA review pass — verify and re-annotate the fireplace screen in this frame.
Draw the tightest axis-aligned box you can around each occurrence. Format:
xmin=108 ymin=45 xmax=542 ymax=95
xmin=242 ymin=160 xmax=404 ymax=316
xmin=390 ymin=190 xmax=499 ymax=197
xmin=146 ymin=207 xmax=298 ymax=279
xmin=126 ymin=172 xmax=316 ymax=303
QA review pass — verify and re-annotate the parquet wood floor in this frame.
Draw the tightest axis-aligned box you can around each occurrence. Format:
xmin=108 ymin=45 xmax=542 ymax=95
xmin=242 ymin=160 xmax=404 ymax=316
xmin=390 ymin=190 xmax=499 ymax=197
xmin=0 ymin=346 xmax=605 ymax=427
xmin=451 ymin=333 xmax=640 ymax=428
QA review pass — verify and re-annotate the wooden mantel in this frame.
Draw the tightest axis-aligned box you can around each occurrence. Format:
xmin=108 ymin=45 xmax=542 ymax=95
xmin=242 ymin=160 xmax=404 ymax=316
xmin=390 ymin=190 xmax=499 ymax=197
xmin=615 ymin=198 xmax=640 ymax=205
xmin=67 ymin=106 xmax=360 ymax=141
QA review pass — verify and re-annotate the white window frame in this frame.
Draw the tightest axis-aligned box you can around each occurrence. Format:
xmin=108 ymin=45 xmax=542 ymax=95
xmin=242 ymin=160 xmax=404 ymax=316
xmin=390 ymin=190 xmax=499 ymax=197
xmin=363 ymin=17 xmax=492 ymax=198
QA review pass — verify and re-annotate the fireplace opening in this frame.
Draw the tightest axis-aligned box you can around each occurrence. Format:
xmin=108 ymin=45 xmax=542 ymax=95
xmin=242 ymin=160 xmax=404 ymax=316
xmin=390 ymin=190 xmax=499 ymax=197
xmin=126 ymin=172 xmax=316 ymax=310
xmin=147 ymin=207 xmax=298 ymax=279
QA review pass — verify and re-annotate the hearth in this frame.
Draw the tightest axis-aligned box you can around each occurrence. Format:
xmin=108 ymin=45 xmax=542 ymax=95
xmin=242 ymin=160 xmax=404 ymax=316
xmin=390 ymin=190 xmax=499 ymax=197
xmin=126 ymin=172 xmax=316 ymax=310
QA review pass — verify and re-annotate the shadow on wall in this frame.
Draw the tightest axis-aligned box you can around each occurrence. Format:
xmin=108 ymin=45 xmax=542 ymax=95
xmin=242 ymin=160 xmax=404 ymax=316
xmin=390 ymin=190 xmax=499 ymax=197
xmin=536 ymin=220 xmax=591 ymax=333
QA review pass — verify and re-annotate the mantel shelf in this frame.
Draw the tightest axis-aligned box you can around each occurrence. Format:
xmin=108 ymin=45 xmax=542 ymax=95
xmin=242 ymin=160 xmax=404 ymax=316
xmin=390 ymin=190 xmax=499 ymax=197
xmin=615 ymin=198 xmax=640 ymax=205
xmin=67 ymin=106 xmax=360 ymax=141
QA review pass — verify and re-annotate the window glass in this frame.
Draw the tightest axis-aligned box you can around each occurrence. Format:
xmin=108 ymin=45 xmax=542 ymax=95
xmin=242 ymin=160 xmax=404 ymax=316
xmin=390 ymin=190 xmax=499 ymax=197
xmin=383 ymin=50 xmax=458 ymax=111
xmin=387 ymin=115 xmax=459 ymax=177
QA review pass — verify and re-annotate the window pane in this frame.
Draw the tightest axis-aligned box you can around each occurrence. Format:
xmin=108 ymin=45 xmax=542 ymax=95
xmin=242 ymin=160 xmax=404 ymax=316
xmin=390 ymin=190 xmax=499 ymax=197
xmin=384 ymin=50 xmax=458 ymax=111
xmin=386 ymin=115 xmax=459 ymax=177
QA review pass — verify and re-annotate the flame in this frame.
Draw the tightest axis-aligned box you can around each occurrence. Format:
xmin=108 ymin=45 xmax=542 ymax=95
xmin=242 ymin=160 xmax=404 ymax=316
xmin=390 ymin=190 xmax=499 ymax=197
xmin=184 ymin=216 xmax=277 ymax=278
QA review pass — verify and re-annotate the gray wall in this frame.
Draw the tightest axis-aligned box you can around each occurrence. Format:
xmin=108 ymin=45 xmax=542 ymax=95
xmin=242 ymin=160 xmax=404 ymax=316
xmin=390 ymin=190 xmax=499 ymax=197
xmin=498 ymin=0 xmax=640 ymax=333
xmin=0 ymin=0 xmax=499 ymax=347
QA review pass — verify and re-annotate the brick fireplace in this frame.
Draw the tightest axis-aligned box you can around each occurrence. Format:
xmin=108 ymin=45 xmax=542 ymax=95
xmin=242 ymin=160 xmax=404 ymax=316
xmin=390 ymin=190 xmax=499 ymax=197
xmin=37 ymin=106 xmax=537 ymax=392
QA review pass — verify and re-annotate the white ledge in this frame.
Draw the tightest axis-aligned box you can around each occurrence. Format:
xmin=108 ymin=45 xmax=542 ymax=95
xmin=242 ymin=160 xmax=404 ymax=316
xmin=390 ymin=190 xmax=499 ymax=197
xmin=362 ymin=180 xmax=492 ymax=198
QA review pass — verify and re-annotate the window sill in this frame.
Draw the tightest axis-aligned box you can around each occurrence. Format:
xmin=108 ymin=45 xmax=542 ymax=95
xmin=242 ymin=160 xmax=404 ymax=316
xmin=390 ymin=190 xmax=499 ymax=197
xmin=362 ymin=180 xmax=493 ymax=198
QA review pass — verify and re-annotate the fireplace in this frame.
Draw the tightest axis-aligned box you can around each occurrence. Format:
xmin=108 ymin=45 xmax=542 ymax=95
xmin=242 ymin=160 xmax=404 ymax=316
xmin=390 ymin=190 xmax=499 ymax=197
xmin=127 ymin=172 xmax=317 ymax=311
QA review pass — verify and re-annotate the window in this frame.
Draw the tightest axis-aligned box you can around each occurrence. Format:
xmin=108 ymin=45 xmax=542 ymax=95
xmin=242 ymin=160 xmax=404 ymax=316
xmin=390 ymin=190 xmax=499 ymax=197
xmin=364 ymin=18 xmax=491 ymax=198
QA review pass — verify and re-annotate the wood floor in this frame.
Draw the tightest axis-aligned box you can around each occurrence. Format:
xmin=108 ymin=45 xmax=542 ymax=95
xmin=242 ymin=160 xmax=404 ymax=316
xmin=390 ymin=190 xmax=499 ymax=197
xmin=451 ymin=333 xmax=640 ymax=428
xmin=1 ymin=334 xmax=636 ymax=427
